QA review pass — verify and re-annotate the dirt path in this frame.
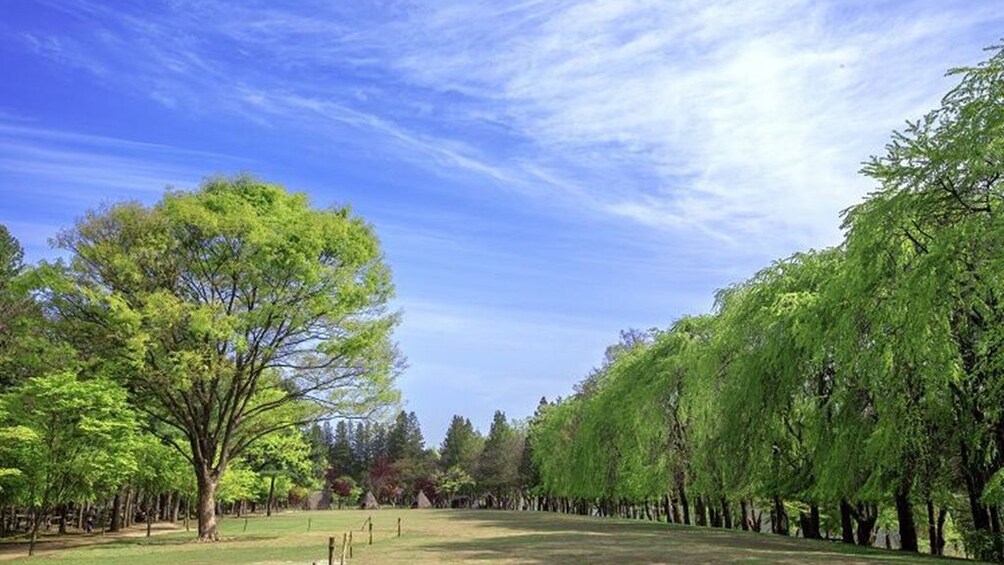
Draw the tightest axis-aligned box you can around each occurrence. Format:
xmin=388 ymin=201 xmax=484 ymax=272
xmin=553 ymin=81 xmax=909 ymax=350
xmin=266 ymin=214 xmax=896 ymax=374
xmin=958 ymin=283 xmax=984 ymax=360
xmin=0 ymin=522 xmax=185 ymax=561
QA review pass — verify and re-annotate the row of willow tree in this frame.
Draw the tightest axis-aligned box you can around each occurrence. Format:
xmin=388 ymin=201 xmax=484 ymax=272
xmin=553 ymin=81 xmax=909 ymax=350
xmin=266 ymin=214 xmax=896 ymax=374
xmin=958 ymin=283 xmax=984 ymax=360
xmin=525 ymin=47 xmax=1004 ymax=561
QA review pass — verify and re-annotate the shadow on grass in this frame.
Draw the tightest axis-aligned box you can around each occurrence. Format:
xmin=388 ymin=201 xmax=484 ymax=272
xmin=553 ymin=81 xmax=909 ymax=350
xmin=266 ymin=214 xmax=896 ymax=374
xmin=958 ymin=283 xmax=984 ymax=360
xmin=0 ymin=531 xmax=282 ymax=559
xmin=420 ymin=510 xmax=966 ymax=564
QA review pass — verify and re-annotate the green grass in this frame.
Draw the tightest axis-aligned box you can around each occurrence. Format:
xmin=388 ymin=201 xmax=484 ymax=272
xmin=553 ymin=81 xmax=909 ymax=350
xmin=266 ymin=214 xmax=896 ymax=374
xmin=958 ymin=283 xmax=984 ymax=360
xmin=0 ymin=509 xmax=977 ymax=564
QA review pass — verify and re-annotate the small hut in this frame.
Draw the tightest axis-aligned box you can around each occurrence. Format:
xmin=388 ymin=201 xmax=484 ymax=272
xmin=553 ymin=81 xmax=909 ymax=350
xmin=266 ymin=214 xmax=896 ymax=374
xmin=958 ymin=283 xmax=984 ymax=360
xmin=416 ymin=490 xmax=432 ymax=509
xmin=361 ymin=491 xmax=380 ymax=510
xmin=305 ymin=489 xmax=332 ymax=510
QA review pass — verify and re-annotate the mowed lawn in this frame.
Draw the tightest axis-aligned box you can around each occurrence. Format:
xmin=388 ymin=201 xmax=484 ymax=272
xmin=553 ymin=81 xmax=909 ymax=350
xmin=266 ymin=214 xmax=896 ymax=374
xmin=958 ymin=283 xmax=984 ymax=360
xmin=0 ymin=509 xmax=973 ymax=564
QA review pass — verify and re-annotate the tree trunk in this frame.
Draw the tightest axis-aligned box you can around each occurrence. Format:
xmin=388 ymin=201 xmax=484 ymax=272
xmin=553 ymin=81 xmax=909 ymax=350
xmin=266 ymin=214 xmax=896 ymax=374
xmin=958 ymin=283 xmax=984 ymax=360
xmin=146 ymin=496 xmax=153 ymax=538
xmin=740 ymin=500 xmax=749 ymax=531
xmin=197 ymin=472 xmax=221 ymax=541
xmin=124 ymin=488 xmax=134 ymax=527
xmin=678 ymin=483 xmax=690 ymax=525
xmin=854 ymin=503 xmax=877 ymax=546
xmin=935 ymin=507 xmax=947 ymax=555
xmin=266 ymin=475 xmax=276 ymax=517
xmin=695 ymin=496 xmax=707 ymax=526
xmin=895 ymin=491 xmax=918 ymax=552
xmin=926 ymin=500 xmax=938 ymax=555
xmin=172 ymin=493 xmax=181 ymax=523
xmin=58 ymin=504 xmax=67 ymax=535
xmin=961 ymin=443 xmax=992 ymax=531
xmin=799 ymin=504 xmax=821 ymax=539
xmin=721 ymin=498 xmax=732 ymax=529
xmin=110 ymin=490 xmax=123 ymax=532
xmin=840 ymin=499 xmax=855 ymax=544
xmin=773 ymin=496 xmax=789 ymax=536
xmin=28 ymin=507 xmax=43 ymax=557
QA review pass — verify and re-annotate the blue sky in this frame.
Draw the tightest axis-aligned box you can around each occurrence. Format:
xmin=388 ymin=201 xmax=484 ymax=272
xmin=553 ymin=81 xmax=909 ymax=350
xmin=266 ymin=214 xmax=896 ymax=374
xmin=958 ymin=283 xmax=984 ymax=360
xmin=1 ymin=0 xmax=1001 ymax=444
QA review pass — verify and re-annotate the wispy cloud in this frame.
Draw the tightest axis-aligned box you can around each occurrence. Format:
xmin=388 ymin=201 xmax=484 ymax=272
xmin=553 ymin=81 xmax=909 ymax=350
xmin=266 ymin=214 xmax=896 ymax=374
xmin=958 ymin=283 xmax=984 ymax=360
xmin=21 ymin=1 xmax=995 ymax=256
xmin=16 ymin=1 xmax=1000 ymax=257
xmin=365 ymin=0 xmax=1001 ymax=248
xmin=0 ymin=123 xmax=249 ymax=208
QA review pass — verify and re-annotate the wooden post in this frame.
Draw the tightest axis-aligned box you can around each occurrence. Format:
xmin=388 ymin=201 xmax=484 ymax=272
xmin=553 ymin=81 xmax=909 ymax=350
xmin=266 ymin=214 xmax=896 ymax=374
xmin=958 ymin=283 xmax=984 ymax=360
xmin=368 ymin=520 xmax=373 ymax=545
xmin=327 ymin=536 xmax=335 ymax=565
xmin=397 ymin=517 xmax=401 ymax=538
xmin=340 ymin=532 xmax=348 ymax=565
xmin=349 ymin=531 xmax=353 ymax=558
xmin=308 ymin=517 xmax=312 ymax=532
xmin=243 ymin=517 xmax=248 ymax=532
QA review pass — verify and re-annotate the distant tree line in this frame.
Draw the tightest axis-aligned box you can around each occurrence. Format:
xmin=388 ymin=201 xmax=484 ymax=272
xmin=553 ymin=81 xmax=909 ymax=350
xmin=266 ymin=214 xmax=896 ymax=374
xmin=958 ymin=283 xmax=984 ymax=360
xmin=317 ymin=409 xmax=533 ymax=511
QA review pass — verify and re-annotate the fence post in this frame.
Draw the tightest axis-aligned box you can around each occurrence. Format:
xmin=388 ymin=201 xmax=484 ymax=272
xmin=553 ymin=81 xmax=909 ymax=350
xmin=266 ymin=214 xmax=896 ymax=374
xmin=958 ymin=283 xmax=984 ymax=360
xmin=340 ymin=532 xmax=348 ymax=565
xmin=368 ymin=520 xmax=373 ymax=545
xmin=308 ymin=517 xmax=312 ymax=532
xmin=327 ymin=536 xmax=334 ymax=565
xmin=243 ymin=517 xmax=248 ymax=532
xmin=397 ymin=517 xmax=401 ymax=538
xmin=349 ymin=531 xmax=353 ymax=558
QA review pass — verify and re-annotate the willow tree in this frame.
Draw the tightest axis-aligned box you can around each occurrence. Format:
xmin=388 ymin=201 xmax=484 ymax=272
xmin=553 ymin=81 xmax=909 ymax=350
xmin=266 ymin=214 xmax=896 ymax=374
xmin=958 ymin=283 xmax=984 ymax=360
xmin=45 ymin=176 xmax=400 ymax=540
xmin=708 ymin=250 xmax=842 ymax=538
xmin=838 ymin=46 xmax=1004 ymax=557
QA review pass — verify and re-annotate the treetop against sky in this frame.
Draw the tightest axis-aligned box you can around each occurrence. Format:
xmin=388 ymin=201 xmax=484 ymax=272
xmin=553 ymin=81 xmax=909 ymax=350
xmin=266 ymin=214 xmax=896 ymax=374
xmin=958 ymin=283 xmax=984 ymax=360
xmin=1 ymin=0 xmax=1002 ymax=442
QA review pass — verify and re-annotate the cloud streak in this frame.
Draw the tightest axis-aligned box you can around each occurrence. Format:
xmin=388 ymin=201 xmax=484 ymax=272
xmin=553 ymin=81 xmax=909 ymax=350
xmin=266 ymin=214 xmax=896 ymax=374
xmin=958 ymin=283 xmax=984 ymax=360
xmin=16 ymin=1 xmax=1002 ymax=257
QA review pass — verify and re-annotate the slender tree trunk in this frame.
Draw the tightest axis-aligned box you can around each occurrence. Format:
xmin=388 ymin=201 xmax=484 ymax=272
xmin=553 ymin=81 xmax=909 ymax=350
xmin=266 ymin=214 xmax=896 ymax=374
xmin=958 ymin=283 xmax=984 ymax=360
xmin=740 ymin=500 xmax=750 ymax=531
xmin=721 ymin=498 xmax=732 ymax=529
xmin=773 ymin=496 xmax=789 ymax=536
xmin=961 ymin=443 xmax=992 ymax=531
xmin=58 ymin=504 xmax=67 ymax=535
xmin=895 ymin=491 xmax=917 ymax=552
xmin=28 ymin=507 xmax=44 ymax=557
xmin=935 ymin=507 xmax=947 ymax=556
xmin=840 ymin=499 xmax=855 ymax=544
xmin=926 ymin=500 xmax=938 ymax=555
xmin=146 ymin=496 xmax=153 ymax=538
xmin=172 ymin=493 xmax=181 ymax=522
xmin=124 ymin=488 xmax=134 ymax=528
xmin=695 ymin=496 xmax=707 ymax=526
xmin=678 ymin=483 xmax=690 ymax=525
xmin=266 ymin=475 xmax=276 ymax=517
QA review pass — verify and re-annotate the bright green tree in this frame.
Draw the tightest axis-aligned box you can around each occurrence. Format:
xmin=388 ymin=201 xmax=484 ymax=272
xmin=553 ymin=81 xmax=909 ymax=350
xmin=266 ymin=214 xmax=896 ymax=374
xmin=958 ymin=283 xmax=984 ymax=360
xmin=0 ymin=373 xmax=136 ymax=555
xmin=44 ymin=175 xmax=401 ymax=540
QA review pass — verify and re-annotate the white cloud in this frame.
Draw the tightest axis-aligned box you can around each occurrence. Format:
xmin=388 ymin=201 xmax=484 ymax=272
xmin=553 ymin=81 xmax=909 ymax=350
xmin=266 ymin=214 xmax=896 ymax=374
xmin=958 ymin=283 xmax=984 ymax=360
xmin=365 ymin=0 xmax=1001 ymax=253
xmin=23 ymin=0 xmax=1000 ymax=258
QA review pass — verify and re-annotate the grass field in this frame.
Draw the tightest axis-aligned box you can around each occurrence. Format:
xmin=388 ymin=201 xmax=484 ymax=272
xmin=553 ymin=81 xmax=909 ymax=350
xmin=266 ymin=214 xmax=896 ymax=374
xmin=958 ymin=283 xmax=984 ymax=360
xmin=0 ymin=509 xmax=974 ymax=564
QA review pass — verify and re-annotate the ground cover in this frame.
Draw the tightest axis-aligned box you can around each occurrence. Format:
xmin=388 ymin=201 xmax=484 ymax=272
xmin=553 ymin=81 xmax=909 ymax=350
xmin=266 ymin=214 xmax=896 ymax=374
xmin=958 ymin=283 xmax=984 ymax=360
xmin=0 ymin=510 xmax=974 ymax=564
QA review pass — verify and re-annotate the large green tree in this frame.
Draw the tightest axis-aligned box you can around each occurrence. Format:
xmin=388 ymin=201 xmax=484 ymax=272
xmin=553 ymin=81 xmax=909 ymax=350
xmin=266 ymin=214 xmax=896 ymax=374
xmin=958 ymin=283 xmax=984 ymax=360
xmin=44 ymin=176 xmax=401 ymax=539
